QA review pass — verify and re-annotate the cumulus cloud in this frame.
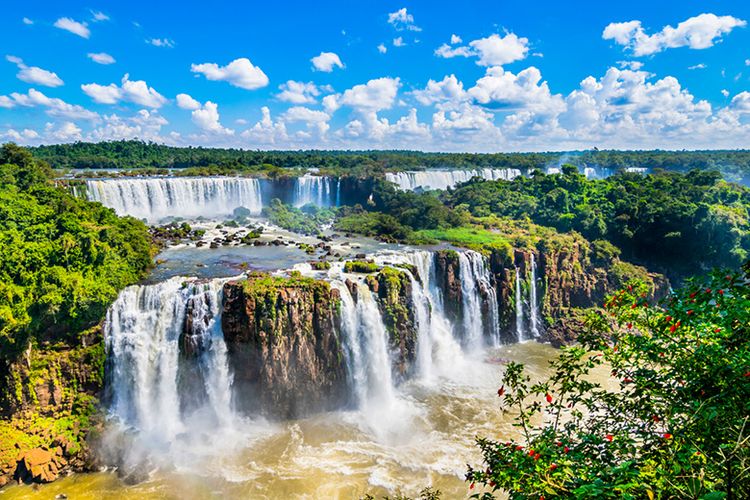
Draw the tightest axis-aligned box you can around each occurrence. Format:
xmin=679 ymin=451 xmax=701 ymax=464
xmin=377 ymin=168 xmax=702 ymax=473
xmin=87 ymin=52 xmax=115 ymax=65
xmin=46 ymin=121 xmax=82 ymax=142
xmin=1 ymin=127 xmax=39 ymax=144
xmin=277 ymin=81 xmax=321 ymax=104
xmin=1 ymin=88 xmax=98 ymax=121
xmin=618 ymin=60 xmax=644 ymax=71
xmin=468 ymin=66 xmax=564 ymax=114
xmin=435 ymin=33 xmax=529 ymax=66
xmin=191 ymin=101 xmax=234 ymax=135
xmin=6 ymin=55 xmax=64 ymax=87
xmin=241 ymin=106 xmax=288 ymax=144
xmin=328 ymin=77 xmax=401 ymax=113
xmin=146 ymin=38 xmax=175 ymax=48
xmin=412 ymin=74 xmax=468 ymax=106
xmin=88 ymin=110 xmax=168 ymax=142
xmin=311 ymin=52 xmax=344 ymax=72
xmin=54 ymin=17 xmax=90 ymax=38
xmin=387 ymin=8 xmax=421 ymax=32
xmin=176 ymin=93 xmax=201 ymax=110
xmin=81 ymin=74 xmax=167 ymax=108
xmin=688 ymin=63 xmax=707 ymax=70
xmin=603 ymin=13 xmax=746 ymax=56
xmin=191 ymin=58 xmax=269 ymax=90
xmin=22 ymin=17 xmax=33 ymax=25
xmin=282 ymin=106 xmax=330 ymax=135
xmin=377 ymin=44 xmax=387 ymax=54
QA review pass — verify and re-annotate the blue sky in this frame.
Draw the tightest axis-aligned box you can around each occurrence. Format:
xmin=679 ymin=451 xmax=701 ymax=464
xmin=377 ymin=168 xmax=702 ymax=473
xmin=1 ymin=0 xmax=749 ymax=151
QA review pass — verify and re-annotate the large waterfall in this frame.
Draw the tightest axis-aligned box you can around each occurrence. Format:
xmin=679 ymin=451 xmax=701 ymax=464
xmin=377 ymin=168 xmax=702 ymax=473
xmin=514 ymin=256 xmax=543 ymax=342
xmin=386 ymin=168 xmax=522 ymax=191
xmin=293 ymin=174 xmax=340 ymax=208
xmin=529 ymin=254 xmax=542 ymax=338
xmin=86 ymin=177 xmax=263 ymax=222
xmin=105 ymin=277 xmax=236 ymax=440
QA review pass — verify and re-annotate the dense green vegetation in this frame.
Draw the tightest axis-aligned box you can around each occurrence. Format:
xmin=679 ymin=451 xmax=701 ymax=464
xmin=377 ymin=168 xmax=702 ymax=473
xmin=0 ymin=144 xmax=154 ymax=359
xmin=443 ymin=167 xmax=750 ymax=279
xmin=262 ymin=199 xmax=336 ymax=236
xmin=30 ymin=140 xmax=750 ymax=183
xmin=468 ymin=264 xmax=750 ymax=499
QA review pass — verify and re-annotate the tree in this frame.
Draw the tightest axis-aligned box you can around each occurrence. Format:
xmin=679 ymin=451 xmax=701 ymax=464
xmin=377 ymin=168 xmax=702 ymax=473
xmin=467 ymin=263 xmax=750 ymax=499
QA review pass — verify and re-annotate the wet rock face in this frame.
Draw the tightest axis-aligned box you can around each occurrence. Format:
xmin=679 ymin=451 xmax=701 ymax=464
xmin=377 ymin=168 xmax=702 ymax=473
xmin=367 ymin=268 xmax=418 ymax=379
xmin=221 ymin=275 xmax=348 ymax=419
xmin=434 ymin=250 xmax=463 ymax=323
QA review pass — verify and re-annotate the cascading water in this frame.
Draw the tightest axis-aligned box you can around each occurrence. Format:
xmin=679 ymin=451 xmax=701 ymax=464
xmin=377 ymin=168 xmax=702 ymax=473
xmin=515 ymin=267 xmax=525 ymax=342
xmin=105 ymin=277 xmax=236 ymax=441
xmin=386 ymin=168 xmax=521 ymax=191
xmin=85 ymin=177 xmax=263 ymax=222
xmin=293 ymin=174 xmax=340 ymax=207
xmin=457 ymin=251 xmax=500 ymax=348
xmin=529 ymin=254 xmax=542 ymax=338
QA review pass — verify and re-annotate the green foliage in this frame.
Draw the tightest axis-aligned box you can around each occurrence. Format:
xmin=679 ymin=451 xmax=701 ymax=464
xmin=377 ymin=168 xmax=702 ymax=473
xmin=0 ymin=144 xmax=154 ymax=359
xmin=446 ymin=169 xmax=750 ymax=280
xmin=262 ymin=198 xmax=336 ymax=235
xmin=344 ymin=260 xmax=380 ymax=273
xmin=467 ymin=265 xmax=750 ymax=498
xmin=417 ymin=226 xmax=511 ymax=256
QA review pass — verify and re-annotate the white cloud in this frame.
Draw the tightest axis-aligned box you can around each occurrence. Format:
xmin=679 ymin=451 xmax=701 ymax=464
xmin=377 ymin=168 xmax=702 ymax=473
xmin=91 ymin=11 xmax=109 ymax=22
xmin=722 ymin=89 xmax=730 ymax=97
xmin=241 ymin=106 xmax=288 ymax=144
xmin=393 ymin=37 xmax=405 ymax=47
xmin=311 ymin=52 xmax=344 ymax=72
xmin=412 ymin=74 xmax=468 ymax=106
xmin=191 ymin=58 xmax=269 ymax=90
xmin=387 ymin=8 xmax=421 ymax=32
xmin=191 ymin=101 xmax=234 ymax=135
xmin=53 ymin=17 xmax=90 ymax=38
xmin=618 ymin=60 xmax=644 ymax=71
xmin=282 ymin=106 xmax=330 ymax=135
xmin=745 ymin=59 xmax=750 ymax=66
xmin=1 ymin=128 xmax=38 ymax=144
xmin=3 ymin=88 xmax=98 ymax=121
xmin=334 ymin=77 xmax=401 ymax=112
xmin=46 ymin=121 xmax=82 ymax=141
xmin=377 ymin=44 xmax=387 ymax=54
xmin=87 ymin=52 xmax=115 ymax=65
xmin=277 ymin=80 xmax=321 ymax=104
xmin=603 ymin=13 xmax=746 ymax=56
xmin=688 ymin=63 xmax=707 ymax=70
xmin=6 ymin=56 xmax=64 ymax=87
xmin=22 ymin=17 xmax=33 ymax=25
xmin=435 ymin=33 xmax=529 ymax=66
xmin=88 ymin=110 xmax=168 ymax=142
xmin=176 ymin=93 xmax=201 ymax=110
xmin=147 ymin=38 xmax=175 ymax=48
xmin=81 ymin=74 xmax=167 ymax=108
xmin=469 ymin=66 xmax=564 ymax=114
xmin=450 ymin=34 xmax=462 ymax=44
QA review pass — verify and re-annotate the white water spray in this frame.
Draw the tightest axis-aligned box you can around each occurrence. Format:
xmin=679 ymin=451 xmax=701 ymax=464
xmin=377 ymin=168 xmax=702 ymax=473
xmin=386 ymin=169 xmax=521 ymax=191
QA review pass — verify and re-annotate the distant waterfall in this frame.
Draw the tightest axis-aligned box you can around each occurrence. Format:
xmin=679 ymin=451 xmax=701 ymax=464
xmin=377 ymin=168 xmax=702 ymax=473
xmin=293 ymin=175 xmax=340 ymax=207
xmin=515 ymin=267 xmax=525 ymax=342
xmin=386 ymin=168 xmax=522 ymax=191
xmin=105 ymin=277 xmax=235 ymax=440
xmin=85 ymin=177 xmax=263 ymax=221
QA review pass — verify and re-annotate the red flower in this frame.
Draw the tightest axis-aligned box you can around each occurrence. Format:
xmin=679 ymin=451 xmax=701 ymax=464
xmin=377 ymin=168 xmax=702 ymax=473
xmin=529 ymin=449 xmax=535 ymax=457
xmin=663 ymin=433 xmax=672 ymax=439
xmin=623 ymin=377 xmax=633 ymax=383
xmin=718 ymin=289 xmax=724 ymax=295
xmin=687 ymin=310 xmax=693 ymax=315
xmin=743 ymin=371 xmax=750 ymax=378
xmin=549 ymin=463 xmax=558 ymax=471
xmin=564 ymin=446 xmax=570 ymax=453
xmin=533 ymin=453 xmax=541 ymax=460
xmin=705 ymin=288 xmax=712 ymax=294
xmin=670 ymin=324 xmax=677 ymax=333
xmin=556 ymin=441 xmax=563 ymax=447
xmin=689 ymin=292 xmax=697 ymax=298
xmin=627 ymin=322 xmax=633 ymax=329
xmin=714 ymin=328 xmax=721 ymax=333
xmin=497 ymin=386 xmax=505 ymax=397
xmin=631 ymin=302 xmax=637 ymax=309
xmin=469 ymin=483 xmax=475 ymax=490
xmin=665 ymin=315 xmax=672 ymax=322
xmin=605 ymin=434 xmax=614 ymax=442
xmin=652 ymin=415 xmax=660 ymax=422
xmin=516 ymin=445 xmax=524 ymax=451
xmin=489 ymin=481 xmax=496 ymax=487
xmin=546 ymin=393 xmax=553 ymax=403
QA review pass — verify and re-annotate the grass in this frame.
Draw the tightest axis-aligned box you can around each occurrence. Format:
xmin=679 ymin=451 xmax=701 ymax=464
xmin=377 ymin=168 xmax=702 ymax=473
xmin=416 ymin=226 xmax=512 ymax=255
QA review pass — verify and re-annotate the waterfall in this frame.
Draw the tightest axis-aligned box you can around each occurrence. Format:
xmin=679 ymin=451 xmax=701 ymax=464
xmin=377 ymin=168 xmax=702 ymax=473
xmin=457 ymin=251 xmax=499 ymax=348
xmin=85 ymin=177 xmax=263 ymax=221
xmin=529 ymin=254 xmax=542 ymax=338
xmin=386 ymin=168 xmax=522 ymax=191
xmin=332 ymin=280 xmax=396 ymax=411
xmin=105 ymin=277 xmax=236 ymax=440
xmin=293 ymin=174 xmax=340 ymax=208
xmin=515 ymin=267 xmax=525 ymax=342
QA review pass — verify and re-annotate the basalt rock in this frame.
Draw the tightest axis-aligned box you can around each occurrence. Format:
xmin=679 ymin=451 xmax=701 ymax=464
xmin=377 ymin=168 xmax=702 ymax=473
xmin=221 ymin=273 xmax=347 ymax=419
xmin=434 ymin=250 xmax=462 ymax=323
xmin=367 ymin=267 xmax=418 ymax=378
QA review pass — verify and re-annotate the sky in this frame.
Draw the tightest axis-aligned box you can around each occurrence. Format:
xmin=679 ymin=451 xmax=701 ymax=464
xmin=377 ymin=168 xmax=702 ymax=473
xmin=1 ymin=0 xmax=749 ymax=152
